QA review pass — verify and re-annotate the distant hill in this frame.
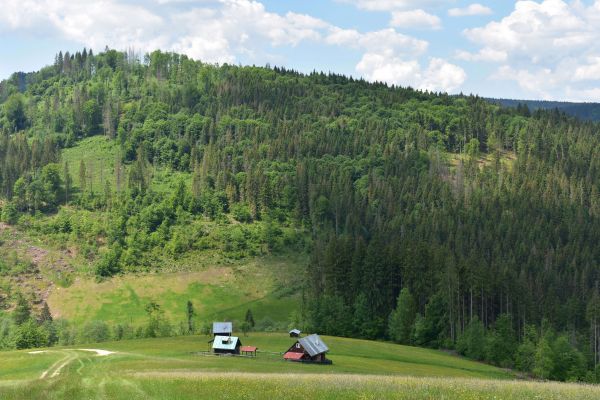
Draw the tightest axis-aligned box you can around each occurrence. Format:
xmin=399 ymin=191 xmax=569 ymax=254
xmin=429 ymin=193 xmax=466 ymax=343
xmin=487 ymin=98 xmax=600 ymax=121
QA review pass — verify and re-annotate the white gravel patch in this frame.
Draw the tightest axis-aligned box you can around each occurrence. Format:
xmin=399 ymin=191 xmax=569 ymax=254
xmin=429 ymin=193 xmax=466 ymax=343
xmin=77 ymin=349 xmax=116 ymax=356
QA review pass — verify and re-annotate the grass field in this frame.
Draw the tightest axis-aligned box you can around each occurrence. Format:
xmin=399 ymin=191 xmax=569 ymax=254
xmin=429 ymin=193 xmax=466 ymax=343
xmin=47 ymin=254 xmax=304 ymax=325
xmin=61 ymin=136 xmax=120 ymax=193
xmin=1 ymin=333 xmax=598 ymax=399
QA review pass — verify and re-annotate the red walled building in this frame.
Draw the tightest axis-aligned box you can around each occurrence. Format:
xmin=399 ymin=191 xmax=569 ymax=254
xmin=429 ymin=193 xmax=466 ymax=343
xmin=283 ymin=334 xmax=331 ymax=364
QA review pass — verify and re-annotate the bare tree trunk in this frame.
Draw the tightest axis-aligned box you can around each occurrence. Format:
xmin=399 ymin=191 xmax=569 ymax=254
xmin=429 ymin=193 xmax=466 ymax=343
xmin=470 ymin=288 xmax=473 ymax=323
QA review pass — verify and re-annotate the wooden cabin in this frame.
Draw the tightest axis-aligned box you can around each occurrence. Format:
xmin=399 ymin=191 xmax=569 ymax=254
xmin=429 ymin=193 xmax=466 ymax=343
xmin=283 ymin=334 xmax=331 ymax=364
xmin=289 ymin=329 xmax=301 ymax=338
xmin=212 ymin=335 xmax=241 ymax=355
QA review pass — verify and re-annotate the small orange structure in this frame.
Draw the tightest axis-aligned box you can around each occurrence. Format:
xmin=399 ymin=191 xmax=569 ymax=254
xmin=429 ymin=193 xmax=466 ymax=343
xmin=283 ymin=351 xmax=304 ymax=360
xmin=240 ymin=346 xmax=258 ymax=357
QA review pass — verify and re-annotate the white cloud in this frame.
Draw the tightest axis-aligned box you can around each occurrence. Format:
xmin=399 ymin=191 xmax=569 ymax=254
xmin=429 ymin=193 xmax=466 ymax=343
xmin=390 ymin=9 xmax=442 ymax=29
xmin=335 ymin=0 xmax=450 ymax=11
xmin=573 ymin=57 xmax=600 ymax=81
xmin=565 ymin=86 xmax=600 ymax=102
xmin=357 ymin=54 xmax=466 ymax=92
xmin=356 ymin=53 xmax=421 ymax=83
xmin=492 ymin=65 xmax=556 ymax=100
xmin=0 ymin=0 xmax=332 ymax=64
xmin=463 ymin=0 xmax=595 ymax=64
xmin=0 ymin=0 xmax=164 ymax=50
xmin=460 ymin=0 xmax=600 ymax=100
xmin=420 ymin=58 xmax=467 ymax=92
xmin=455 ymin=48 xmax=507 ymax=62
xmin=326 ymin=28 xmax=428 ymax=56
xmin=448 ymin=3 xmax=492 ymax=17
xmin=326 ymin=26 xmax=464 ymax=92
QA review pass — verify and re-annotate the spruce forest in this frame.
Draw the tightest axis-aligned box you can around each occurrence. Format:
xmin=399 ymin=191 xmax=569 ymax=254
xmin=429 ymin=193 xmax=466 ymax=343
xmin=1 ymin=49 xmax=600 ymax=383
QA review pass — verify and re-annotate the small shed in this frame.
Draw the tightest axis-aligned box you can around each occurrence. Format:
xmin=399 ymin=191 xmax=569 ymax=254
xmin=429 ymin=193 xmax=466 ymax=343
xmin=240 ymin=346 xmax=258 ymax=357
xmin=283 ymin=334 xmax=331 ymax=364
xmin=289 ymin=329 xmax=302 ymax=338
xmin=212 ymin=322 xmax=233 ymax=337
xmin=212 ymin=335 xmax=241 ymax=355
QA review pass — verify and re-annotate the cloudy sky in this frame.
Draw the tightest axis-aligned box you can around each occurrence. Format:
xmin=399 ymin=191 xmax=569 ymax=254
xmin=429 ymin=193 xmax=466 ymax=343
xmin=1 ymin=0 xmax=600 ymax=101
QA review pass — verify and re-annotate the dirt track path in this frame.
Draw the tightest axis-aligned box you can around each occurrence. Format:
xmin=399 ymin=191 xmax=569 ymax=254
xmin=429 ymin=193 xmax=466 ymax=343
xmin=31 ymin=349 xmax=117 ymax=379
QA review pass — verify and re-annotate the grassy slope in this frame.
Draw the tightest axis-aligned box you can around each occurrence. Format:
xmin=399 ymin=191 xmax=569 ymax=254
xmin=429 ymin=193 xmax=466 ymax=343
xmin=62 ymin=136 xmax=120 ymax=193
xmin=1 ymin=334 xmax=598 ymax=399
xmin=47 ymin=254 xmax=304 ymax=325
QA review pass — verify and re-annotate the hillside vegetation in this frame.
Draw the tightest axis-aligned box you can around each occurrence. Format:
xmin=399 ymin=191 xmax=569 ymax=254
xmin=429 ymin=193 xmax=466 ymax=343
xmin=0 ymin=49 xmax=600 ymax=383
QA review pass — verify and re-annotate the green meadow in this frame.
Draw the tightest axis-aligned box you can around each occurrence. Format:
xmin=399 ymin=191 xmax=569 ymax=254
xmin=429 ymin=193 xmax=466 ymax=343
xmin=47 ymin=254 xmax=304 ymax=326
xmin=1 ymin=333 xmax=599 ymax=399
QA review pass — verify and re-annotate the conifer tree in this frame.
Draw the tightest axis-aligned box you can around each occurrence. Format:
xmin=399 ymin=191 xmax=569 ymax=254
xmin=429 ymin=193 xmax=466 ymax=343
xmin=63 ymin=161 xmax=72 ymax=204
xmin=79 ymin=160 xmax=87 ymax=193
xmin=388 ymin=287 xmax=417 ymax=344
xmin=245 ymin=309 xmax=255 ymax=328
xmin=13 ymin=294 xmax=31 ymax=325
xmin=39 ymin=302 xmax=53 ymax=323
xmin=186 ymin=300 xmax=195 ymax=334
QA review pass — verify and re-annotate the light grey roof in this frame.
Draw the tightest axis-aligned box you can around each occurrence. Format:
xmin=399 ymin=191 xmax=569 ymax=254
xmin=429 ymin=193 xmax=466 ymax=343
xmin=212 ymin=335 xmax=240 ymax=350
xmin=298 ymin=334 xmax=329 ymax=357
xmin=213 ymin=322 xmax=232 ymax=334
xmin=289 ymin=329 xmax=301 ymax=334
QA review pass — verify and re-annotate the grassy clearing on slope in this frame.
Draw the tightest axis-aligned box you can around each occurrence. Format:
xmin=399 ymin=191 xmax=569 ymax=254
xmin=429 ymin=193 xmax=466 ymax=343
xmin=61 ymin=136 xmax=119 ymax=193
xmin=1 ymin=334 xmax=598 ymax=399
xmin=448 ymin=150 xmax=517 ymax=171
xmin=47 ymin=254 xmax=304 ymax=325
xmin=61 ymin=135 xmax=191 ymax=195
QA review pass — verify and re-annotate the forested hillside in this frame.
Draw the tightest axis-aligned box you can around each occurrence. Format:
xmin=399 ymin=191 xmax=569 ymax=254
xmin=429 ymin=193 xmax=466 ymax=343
xmin=1 ymin=49 xmax=600 ymax=382
xmin=487 ymin=98 xmax=600 ymax=122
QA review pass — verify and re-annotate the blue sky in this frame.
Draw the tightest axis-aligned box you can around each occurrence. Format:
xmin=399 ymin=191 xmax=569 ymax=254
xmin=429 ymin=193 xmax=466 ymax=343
xmin=1 ymin=1 xmax=600 ymax=101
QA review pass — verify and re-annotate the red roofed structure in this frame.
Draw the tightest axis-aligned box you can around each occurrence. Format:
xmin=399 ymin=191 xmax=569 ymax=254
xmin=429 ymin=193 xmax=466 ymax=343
xmin=283 ymin=351 xmax=304 ymax=360
xmin=240 ymin=346 xmax=258 ymax=356
xmin=283 ymin=334 xmax=331 ymax=364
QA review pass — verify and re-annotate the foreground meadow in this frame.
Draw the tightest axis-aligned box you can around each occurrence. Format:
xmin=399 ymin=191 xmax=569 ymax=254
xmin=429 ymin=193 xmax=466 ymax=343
xmin=0 ymin=333 xmax=598 ymax=399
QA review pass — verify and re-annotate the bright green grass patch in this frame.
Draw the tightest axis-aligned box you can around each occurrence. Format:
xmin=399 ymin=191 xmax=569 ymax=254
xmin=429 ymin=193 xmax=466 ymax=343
xmin=48 ymin=255 xmax=304 ymax=325
xmin=61 ymin=136 xmax=119 ymax=193
xmin=448 ymin=150 xmax=516 ymax=171
xmin=0 ymin=352 xmax=58 ymax=380
xmin=3 ymin=374 xmax=600 ymax=400
xmin=1 ymin=334 xmax=598 ymax=399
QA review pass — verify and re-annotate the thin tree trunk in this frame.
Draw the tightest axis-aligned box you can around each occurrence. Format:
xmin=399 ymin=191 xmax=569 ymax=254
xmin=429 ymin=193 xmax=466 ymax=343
xmin=470 ymin=288 xmax=473 ymax=323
